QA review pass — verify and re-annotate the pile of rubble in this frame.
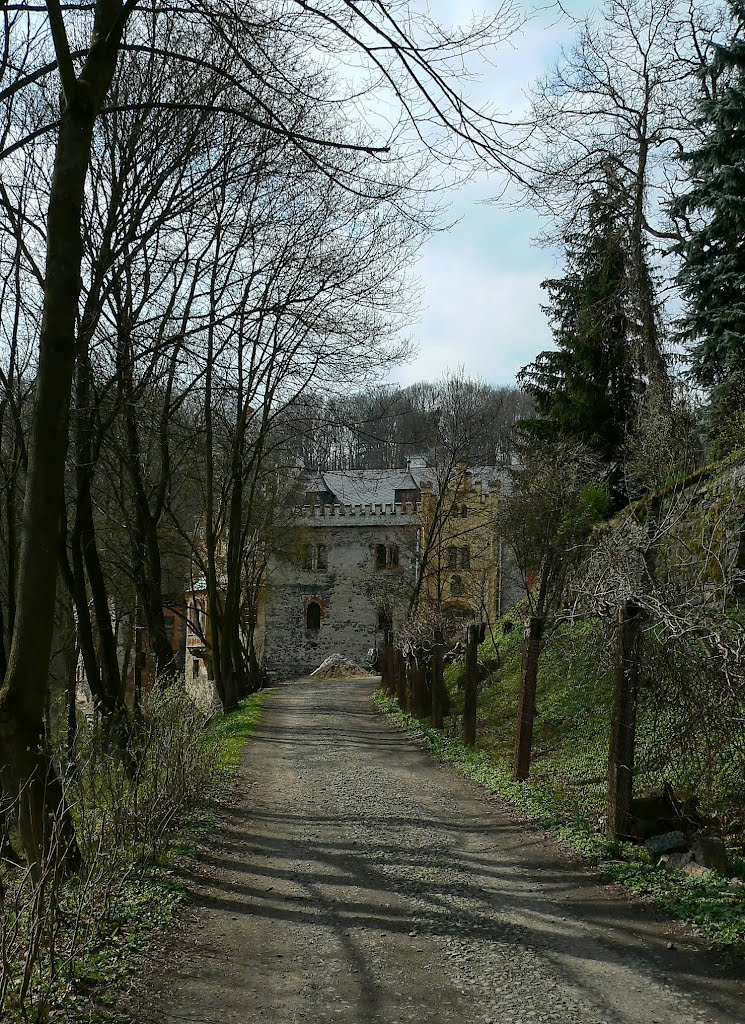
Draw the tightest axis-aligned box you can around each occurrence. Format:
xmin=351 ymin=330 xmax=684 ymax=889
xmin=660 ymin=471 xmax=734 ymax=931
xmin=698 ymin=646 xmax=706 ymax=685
xmin=310 ymin=654 xmax=371 ymax=680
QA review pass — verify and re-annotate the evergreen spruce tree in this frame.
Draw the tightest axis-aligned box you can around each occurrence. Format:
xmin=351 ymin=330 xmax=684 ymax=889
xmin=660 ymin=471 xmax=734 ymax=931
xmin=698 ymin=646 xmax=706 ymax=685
xmin=675 ymin=1 xmax=745 ymax=452
xmin=519 ymin=180 xmax=641 ymax=504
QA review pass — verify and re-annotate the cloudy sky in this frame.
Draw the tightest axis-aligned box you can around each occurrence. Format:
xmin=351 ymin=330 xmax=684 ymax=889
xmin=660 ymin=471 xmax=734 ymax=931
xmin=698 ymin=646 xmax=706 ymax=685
xmin=389 ymin=0 xmax=598 ymax=389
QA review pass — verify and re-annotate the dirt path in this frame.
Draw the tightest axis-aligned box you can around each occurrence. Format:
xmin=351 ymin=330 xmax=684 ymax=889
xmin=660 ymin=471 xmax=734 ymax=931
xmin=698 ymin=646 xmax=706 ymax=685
xmin=143 ymin=679 xmax=744 ymax=1024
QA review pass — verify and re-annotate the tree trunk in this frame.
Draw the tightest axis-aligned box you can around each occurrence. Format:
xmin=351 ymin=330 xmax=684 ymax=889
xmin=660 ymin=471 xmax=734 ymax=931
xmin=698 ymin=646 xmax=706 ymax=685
xmin=513 ymin=615 xmax=543 ymax=781
xmin=119 ymin=345 xmax=176 ymax=683
xmin=607 ymin=601 xmax=642 ymax=840
xmin=411 ymin=658 xmax=427 ymax=718
xmin=0 ymin=7 xmax=127 ymax=867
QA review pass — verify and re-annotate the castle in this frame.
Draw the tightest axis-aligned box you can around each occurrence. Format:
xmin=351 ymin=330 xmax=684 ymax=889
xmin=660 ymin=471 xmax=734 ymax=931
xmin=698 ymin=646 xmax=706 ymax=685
xmin=184 ymin=459 xmax=516 ymax=691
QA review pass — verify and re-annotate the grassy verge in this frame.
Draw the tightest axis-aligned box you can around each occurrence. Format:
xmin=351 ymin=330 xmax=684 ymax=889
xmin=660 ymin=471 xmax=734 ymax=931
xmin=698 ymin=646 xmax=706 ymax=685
xmin=372 ymin=688 xmax=745 ymax=954
xmin=203 ymin=690 xmax=273 ymax=782
xmin=3 ymin=689 xmax=274 ymax=1024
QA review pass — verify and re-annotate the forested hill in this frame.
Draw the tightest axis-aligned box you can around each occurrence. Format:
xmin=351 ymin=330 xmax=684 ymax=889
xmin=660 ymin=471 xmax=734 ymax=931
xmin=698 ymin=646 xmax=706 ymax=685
xmin=285 ymin=380 xmax=532 ymax=471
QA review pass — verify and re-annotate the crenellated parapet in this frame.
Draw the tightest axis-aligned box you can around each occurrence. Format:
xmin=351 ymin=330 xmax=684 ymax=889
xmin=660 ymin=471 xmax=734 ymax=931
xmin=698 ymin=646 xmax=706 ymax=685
xmin=296 ymin=501 xmax=420 ymax=518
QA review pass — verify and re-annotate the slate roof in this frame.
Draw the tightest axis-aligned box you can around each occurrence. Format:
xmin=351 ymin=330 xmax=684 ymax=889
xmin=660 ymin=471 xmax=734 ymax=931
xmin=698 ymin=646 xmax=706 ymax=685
xmin=308 ymin=464 xmax=508 ymax=505
xmin=320 ymin=470 xmax=418 ymax=505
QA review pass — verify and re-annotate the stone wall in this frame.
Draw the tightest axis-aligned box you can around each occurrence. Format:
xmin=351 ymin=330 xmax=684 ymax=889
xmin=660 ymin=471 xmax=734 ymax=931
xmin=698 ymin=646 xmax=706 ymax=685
xmin=263 ymin=508 xmax=418 ymax=680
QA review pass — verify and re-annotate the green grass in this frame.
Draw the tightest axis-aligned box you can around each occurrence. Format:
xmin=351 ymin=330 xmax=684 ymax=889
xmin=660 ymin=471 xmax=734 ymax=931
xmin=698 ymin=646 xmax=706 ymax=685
xmin=373 ymin=676 xmax=745 ymax=954
xmin=203 ymin=689 xmax=274 ymax=781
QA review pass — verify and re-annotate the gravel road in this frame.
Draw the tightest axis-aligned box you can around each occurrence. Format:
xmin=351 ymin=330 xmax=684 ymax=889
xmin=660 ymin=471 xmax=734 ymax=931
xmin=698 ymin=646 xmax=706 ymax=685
xmin=144 ymin=678 xmax=744 ymax=1024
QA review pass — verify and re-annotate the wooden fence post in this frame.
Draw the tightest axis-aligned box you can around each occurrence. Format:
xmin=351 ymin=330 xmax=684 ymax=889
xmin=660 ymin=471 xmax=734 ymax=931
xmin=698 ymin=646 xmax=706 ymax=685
xmin=513 ymin=615 xmax=543 ymax=781
xmin=395 ymin=648 xmax=408 ymax=711
xmin=463 ymin=623 xmax=479 ymax=746
xmin=431 ymin=628 xmax=445 ymax=729
xmin=607 ymin=601 xmax=642 ymax=839
xmin=381 ymin=630 xmax=394 ymax=695
xmin=412 ymin=658 xmax=426 ymax=718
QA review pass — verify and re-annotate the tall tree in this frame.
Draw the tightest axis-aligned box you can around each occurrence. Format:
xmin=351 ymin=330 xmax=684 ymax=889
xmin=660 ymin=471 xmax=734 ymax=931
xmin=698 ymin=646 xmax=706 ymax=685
xmin=525 ymin=0 xmax=729 ymax=397
xmin=674 ymin=0 xmax=745 ymax=453
xmin=519 ymin=179 xmax=641 ymax=505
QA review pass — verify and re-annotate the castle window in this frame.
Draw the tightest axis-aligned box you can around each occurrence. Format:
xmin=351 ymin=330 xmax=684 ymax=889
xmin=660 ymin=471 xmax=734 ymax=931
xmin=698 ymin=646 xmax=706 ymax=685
xmin=447 ymin=546 xmax=458 ymax=569
xmin=305 ymin=544 xmax=328 ymax=570
xmin=461 ymin=546 xmax=471 ymax=569
xmin=377 ymin=608 xmax=393 ymax=632
xmin=450 ymin=574 xmax=464 ymax=597
xmin=375 ymin=543 xmax=400 ymax=569
xmin=306 ymin=601 xmax=321 ymax=631
xmin=192 ymin=658 xmax=200 ymax=677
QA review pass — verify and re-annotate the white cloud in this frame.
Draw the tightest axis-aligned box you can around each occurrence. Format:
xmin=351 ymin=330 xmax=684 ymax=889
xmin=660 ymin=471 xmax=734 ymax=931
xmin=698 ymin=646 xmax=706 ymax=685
xmin=382 ymin=0 xmax=600 ymax=389
xmin=389 ymin=242 xmax=554 ymax=387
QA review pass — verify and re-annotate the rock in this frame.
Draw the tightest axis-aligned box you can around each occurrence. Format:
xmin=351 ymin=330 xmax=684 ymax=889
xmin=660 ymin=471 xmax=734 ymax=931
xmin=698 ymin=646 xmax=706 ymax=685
xmin=690 ymin=836 xmax=731 ymax=876
xmin=682 ymin=862 xmax=712 ymax=880
xmin=645 ymin=831 xmax=688 ymax=856
xmin=658 ymin=850 xmax=692 ymax=872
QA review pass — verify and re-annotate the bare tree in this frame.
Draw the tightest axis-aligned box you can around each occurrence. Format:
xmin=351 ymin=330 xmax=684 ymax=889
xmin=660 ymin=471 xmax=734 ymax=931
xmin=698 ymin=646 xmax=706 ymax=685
xmin=524 ymin=0 xmax=730 ymax=392
xmin=0 ymin=0 xmax=526 ymax=864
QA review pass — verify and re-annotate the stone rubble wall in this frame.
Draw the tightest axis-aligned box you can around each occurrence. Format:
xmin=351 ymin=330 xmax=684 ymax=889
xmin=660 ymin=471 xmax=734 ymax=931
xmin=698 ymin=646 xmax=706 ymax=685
xmin=264 ymin=515 xmax=418 ymax=680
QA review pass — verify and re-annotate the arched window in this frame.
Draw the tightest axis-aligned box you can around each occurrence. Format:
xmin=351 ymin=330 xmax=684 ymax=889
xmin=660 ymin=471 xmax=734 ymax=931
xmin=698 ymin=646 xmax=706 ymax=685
xmin=447 ymin=546 xmax=458 ymax=568
xmin=306 ymin=601 xmax=321 ymax=631
xmin=461 ymin=546 xmax=471 ymax=569
xmin=317 ymin=544 xmax=328 ymax=569
xmin=375 ymin=543 xmax=387 ymax=568
xmin=450 ymin=574 xmax=464 ymax=597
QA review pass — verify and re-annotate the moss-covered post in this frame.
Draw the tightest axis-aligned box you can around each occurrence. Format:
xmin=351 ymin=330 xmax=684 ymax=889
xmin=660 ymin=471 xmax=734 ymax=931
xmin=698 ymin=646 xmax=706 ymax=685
xmin=607 ymin=600 xmax=643 ymax=839
xmin=431 ymin=628 xmax=445 ymax=728
xmin=463 ymin=623 xmax=479 ymax=746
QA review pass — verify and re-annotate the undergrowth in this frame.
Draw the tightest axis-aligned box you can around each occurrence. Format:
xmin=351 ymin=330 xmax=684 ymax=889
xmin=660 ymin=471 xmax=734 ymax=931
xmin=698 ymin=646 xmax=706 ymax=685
xmin=372 ymin=688 xmax=745 ymax=953
xmin=1 ymin=688 xmax=272 ymax=1023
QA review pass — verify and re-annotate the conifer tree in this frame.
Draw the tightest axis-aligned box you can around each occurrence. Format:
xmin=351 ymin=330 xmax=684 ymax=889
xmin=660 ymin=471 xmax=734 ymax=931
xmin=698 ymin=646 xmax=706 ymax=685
xmin=519 ymin=180 xmax=641 ymax=504
xmin=675 ymin=1 xmax=745 ymax=450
